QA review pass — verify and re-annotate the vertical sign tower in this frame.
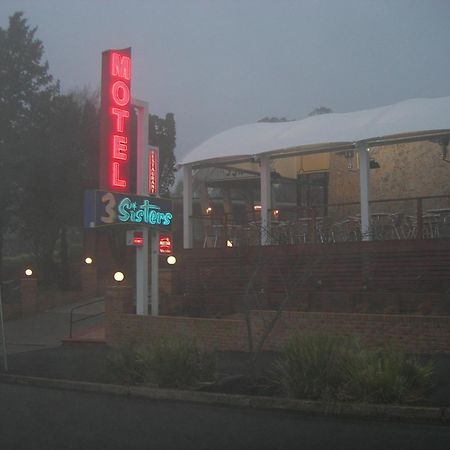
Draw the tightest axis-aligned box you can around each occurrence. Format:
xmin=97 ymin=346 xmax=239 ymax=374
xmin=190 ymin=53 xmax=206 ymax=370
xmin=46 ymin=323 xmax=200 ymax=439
xmin=99 ymin=48 xmax=132 ymax=192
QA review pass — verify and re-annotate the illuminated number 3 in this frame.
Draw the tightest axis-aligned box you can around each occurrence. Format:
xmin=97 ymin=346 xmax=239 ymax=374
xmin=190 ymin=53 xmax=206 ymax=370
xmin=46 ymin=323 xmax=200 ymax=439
xmin=101 ymin=192 xmax=117 ymax=224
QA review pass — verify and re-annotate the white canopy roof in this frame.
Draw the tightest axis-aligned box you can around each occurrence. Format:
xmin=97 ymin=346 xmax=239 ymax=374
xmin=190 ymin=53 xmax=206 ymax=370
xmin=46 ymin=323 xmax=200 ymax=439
xmin=178 ymin=96 xmax=450 ymax=168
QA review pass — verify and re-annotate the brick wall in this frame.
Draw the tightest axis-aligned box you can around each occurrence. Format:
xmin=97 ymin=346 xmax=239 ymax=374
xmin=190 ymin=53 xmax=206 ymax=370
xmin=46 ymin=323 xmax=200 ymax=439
xmin=328 ymin=141 xmax=450 ymax=208
xmin=106 ymin=308 xmax=450 ymax=354
xmin=107 ymin=312 xmax=248 ymax=352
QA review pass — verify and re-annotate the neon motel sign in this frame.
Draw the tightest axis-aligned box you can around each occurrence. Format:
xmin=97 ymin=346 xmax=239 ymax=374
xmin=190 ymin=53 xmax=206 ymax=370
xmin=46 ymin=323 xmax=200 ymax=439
xmin=99 ymin=48 xmax=132 ymax=192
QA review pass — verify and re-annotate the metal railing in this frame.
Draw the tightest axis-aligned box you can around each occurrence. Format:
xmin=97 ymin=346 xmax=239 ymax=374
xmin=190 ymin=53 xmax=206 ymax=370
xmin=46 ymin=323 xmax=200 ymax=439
xmin=191 ymin=194 xmax=450 ymax=247
xmin=69 ymin=297 xmax=105 ymax=339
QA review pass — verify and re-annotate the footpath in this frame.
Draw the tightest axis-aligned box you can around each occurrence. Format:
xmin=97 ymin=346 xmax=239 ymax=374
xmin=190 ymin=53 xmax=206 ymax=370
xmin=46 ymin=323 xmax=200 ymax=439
xmin=1 ymin=300 xmax=450 ymax=426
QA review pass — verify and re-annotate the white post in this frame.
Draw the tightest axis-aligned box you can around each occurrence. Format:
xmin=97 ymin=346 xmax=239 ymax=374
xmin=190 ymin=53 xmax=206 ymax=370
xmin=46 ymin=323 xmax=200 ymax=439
xmin=260 ymin=155 xmax=271 ymax=245
xmin=136 ymin=226 xmax=149 ymax=315
xmin=133 ymin=99 xmax=149 ymax=195
xmin=150 ymin=229 xmax=159 ymax=316
xmin=133 ymin=99 xmax=150 ymax=315
xmin=183 ymin=165 xmax=193 ymax=249
xmin=358 ymin=144 xmax=371 ymax=241
xmin=0 ymin=287 xmax=8 ymax=371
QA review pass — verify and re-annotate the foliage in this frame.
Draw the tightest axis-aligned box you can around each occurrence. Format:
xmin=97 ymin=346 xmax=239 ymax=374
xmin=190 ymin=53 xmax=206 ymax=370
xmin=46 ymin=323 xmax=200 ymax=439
xmin=272 ymin=333 xmax=348 ymax=399
xmin=148 ymin=113 xmax=176 ymax=196
xmin=307 ymin=106 xmax=333 ymax=116
xmin=107 ymin=343 xmax=148 ymax=385
xmin=0 ymin=12 xmax=59 ymax=282
xmin=272 ymin=333 xmax=434 ymax=404
xmin=338 ymin=346 xmax=435 ymax=404
xmin=257 ymin=117 xmax=290 ymax=123
xmin=17 ymin=91 xmax=98 ymax=286
xmin=143 ymin=337 xmax=216 ymax=388
xmin=108 ymin=338 xmax=216 ymax=388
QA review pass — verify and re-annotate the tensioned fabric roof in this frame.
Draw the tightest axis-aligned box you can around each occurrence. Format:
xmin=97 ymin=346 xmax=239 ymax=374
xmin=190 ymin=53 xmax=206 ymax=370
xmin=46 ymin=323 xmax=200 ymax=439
xmin=178 ymin=96 xmax=450 ymax=168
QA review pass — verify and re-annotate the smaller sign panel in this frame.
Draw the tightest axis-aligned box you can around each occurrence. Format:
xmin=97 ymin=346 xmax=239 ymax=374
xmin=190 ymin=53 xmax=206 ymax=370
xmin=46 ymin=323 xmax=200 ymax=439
xmin=159 ymin=235 xmax=172 ymax=254
xmin=84 ymin=190 xmax=173 ymax=230
xmin=126 ymin=230 xmax=144 ymax=246
xmin=149 ymin=146 xmax=159 ymax=196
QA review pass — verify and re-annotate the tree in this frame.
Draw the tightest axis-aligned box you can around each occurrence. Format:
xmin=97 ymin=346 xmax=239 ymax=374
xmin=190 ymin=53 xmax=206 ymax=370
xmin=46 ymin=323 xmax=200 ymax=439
xmin=18 ymin=92 xmax=98 ymax=287
xmin=308 ymin=106 xmax=333 ymax=116
xmin=148 ymin=113 xmax=176 ymax=196
xmin=257 ymin=117 xmax=290 ymax=123
xmin=0 ymin=12 xmax=59 ymax=283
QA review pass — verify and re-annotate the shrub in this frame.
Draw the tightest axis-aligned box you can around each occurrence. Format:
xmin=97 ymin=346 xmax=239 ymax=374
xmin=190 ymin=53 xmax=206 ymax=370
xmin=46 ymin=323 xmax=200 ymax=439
xmin=144 ymin=337 xmax=216 ymax=389
xmin=107 ymin=343 xmax=148 ymax=385
xmin=273 ymin=334 xmax=434 ymax=404
xmin=272 ymin=333 xmax=350 ymax=400
xmin=108 ymin=338 xmax=216 ymax=389
xmin=338 ymin=346 xmax=434 ymax=404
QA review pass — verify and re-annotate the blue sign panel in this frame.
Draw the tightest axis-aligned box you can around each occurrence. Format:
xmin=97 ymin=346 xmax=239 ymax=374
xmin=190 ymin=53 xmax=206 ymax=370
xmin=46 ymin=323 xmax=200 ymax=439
xmin=84 ymin=190 xmax=173 ymax=230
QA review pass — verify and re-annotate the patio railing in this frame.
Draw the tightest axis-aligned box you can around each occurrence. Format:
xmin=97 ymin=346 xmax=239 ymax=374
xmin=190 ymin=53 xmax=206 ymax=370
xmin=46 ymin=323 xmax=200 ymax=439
xmin=192 ymin=194 xmax=450 ymax=247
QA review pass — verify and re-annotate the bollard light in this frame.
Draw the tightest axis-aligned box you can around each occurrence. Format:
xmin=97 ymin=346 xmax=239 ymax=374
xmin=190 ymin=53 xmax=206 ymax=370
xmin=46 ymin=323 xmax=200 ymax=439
xmin=85 ymin=257 xmax=93 ymax=265
xmin=25 ymin=268 xmax=33 ymax=277
xmin=167 ymin=256 xmax=177 ymax=265
xmin=114 ymin=271 xmax=125 ymax=282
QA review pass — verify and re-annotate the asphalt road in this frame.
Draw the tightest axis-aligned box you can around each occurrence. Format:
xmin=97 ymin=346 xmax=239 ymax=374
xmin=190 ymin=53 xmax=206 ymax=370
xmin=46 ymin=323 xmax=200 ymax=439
xmin=1 ymin=383 xmax=449 ymax=450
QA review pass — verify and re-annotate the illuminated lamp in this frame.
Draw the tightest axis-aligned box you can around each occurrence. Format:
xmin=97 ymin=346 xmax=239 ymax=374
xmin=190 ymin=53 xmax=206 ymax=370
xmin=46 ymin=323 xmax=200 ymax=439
xmin=85 ymin=257 xmax=93 ymax=265
xmin=132 ymin=232 xmax=144 ymax=247
xmin=24 ymin=268 xmax=33 ymax=277
xmin=226 ymin=240 xmax=233 ymax=247
xmin=254 ymin=205 xmax=261 ymax=211
xmin=206 ymin=207 xmax=213 ymax=215
xmin=114 ymin=271 xmax=125 ymax=282
xmin=126 ymin=230 xmax=144 ymax=247
xmin=167 ymin=256 xmax=177 ymax=265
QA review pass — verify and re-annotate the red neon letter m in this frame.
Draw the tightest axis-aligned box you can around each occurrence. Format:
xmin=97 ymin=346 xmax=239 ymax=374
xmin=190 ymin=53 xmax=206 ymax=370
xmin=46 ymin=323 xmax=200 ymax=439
xmin=111 ymin=53 xmax=131 ymax=80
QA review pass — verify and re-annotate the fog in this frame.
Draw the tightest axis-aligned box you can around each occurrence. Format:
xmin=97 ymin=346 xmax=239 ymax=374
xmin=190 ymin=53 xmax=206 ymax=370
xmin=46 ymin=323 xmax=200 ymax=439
xmin=1 ymin=0 xmax=450 ymax=158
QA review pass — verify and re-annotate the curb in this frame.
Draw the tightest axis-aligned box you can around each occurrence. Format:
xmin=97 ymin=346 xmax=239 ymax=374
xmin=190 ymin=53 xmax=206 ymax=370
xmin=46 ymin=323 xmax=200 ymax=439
xmin=0 ymin=373 xmax=449 ymax=425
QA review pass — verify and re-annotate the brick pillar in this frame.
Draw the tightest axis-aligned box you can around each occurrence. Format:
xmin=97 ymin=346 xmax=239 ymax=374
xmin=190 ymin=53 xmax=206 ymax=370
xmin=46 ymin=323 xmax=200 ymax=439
xmin=81 ymin=264 xmax=98 ymax=298
xmin=105 ymin=285 xmax=134 ymax=345
xmin=105 ymin=285 xmax=134 ymax=316
xmin=21 ymin=278 xmax=38 ymax=315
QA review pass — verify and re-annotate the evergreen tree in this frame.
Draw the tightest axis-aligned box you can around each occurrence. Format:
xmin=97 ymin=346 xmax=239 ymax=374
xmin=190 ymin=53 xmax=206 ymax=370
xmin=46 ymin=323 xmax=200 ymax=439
xmin=148 ymin=113 xmax=176 ymax=195
xmin=0 ymin=12 xmax=59 ymax=283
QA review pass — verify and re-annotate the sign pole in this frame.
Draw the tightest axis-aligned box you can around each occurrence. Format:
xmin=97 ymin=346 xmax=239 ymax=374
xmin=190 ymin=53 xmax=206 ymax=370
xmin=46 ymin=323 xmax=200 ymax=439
xmin=0 ymin=286 xmax=8 ymax=371
xmin=151 ymin=229 xmax=159 ymax=316
xmin=133 ymin=98 xmax=150 ymax=315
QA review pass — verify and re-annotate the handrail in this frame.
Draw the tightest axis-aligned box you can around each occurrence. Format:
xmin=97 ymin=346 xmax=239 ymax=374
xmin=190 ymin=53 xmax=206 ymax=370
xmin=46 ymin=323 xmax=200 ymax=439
xmin=69 ymin=297 xmax=105 ymax=339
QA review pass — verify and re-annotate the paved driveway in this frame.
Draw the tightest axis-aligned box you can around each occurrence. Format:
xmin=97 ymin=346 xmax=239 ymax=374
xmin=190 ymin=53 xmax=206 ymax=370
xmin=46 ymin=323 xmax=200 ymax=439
xmin=1 ymin=298 xmax=104 ymax=354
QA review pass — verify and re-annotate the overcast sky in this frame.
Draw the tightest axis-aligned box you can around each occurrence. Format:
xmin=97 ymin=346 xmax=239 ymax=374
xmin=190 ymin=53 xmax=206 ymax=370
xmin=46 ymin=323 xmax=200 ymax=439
xmin=1 ymin=0 xmax=450 ymax=160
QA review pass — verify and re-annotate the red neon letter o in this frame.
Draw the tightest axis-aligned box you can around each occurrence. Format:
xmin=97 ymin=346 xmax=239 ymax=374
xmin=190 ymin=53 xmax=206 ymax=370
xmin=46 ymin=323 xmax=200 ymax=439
xmin=111 ymin=81 xmax=130 ymax=107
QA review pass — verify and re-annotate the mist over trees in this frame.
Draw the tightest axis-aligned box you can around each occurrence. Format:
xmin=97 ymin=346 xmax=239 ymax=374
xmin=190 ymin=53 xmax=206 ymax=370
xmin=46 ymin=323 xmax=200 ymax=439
xmin=0 ymin=12 xmax=176 ymax=287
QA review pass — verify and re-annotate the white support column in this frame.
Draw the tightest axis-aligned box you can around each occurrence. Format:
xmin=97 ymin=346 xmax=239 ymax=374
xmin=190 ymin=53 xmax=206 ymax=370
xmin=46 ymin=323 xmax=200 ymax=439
xmin=358 ymin=144 xmax=371 ymax=241
xmin=150 ymin=229 xmax=159 ymax=316
xmin=133 ymin=99 xmax=150 ymax=315
xmin=260 ymin=155 xmax=271 ymax=245
xmin=183 ymin=165 xmax=194 ymax=249
xmin=133 ymin=99 xmax=149 ymax=195
xmin=136 ymin=226 xmax=149 ymax=315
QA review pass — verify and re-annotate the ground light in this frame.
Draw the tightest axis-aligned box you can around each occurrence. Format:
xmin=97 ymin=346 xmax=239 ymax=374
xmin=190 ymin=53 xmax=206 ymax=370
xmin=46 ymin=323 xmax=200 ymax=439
xmin=114 ymin=271 xmax=125 ymax=282
xmin=24 ymin=268 xmax=33 ymax=277
xmin=167 ymin=256 xmax=177 ymax=265
xmin=85 ymin=257 xmax=93 ymax=265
